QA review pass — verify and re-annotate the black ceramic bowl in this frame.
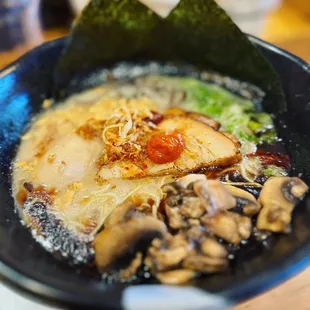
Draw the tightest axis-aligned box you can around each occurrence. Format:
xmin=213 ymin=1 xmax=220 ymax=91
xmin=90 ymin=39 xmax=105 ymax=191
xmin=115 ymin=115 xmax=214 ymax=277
xmin=0 ymin=36 xmax=310 ymax=310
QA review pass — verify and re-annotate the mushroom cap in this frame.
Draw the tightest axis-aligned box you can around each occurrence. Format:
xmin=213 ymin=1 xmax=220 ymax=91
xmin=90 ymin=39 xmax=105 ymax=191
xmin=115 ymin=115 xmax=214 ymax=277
xmin=179 ymin=196 xmax=205 ymax=219
xmin=93 ymin=216 xmax=166 ymax=272
xmin=162 ymin=179 xmax=206 ymax=229
xmin=201 ymin=211 xmax=252 ymax=245
xmin=257 ymin=177 xmax=309 ymax=232
xmin=224 ymin=185 xmax=261 ymax=216
xmin=282 ymin=177 xmax=309 ymax=201
xmin=161 ymin=182 xmax=183 ymax=196
xmin=145 ymin=233 xmax=191 ymax=272
xmin=194 ymin=180 xmax=236 ymax=215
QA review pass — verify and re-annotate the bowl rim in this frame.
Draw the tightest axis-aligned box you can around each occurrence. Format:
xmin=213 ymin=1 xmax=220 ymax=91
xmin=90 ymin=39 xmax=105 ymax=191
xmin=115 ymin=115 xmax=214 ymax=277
xmin=1 ymin=35 xmax=310 ymax=309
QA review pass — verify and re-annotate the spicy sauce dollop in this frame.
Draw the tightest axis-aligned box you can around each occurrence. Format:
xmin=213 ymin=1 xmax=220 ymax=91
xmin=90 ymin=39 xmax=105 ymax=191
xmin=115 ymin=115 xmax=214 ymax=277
xmin=147 ymin=132 xmax=184 ymax=164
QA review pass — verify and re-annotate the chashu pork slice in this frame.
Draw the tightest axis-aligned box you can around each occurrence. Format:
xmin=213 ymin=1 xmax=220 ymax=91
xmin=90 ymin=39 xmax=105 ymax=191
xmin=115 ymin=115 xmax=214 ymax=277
xmin=99 ymin=116 xmax=241 ymax=180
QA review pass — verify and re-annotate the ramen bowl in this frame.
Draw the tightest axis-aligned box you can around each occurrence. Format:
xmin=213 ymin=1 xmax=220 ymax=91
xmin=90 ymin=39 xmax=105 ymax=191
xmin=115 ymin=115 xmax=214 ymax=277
xmin=0 ymin=36 xmax=310 ymax=309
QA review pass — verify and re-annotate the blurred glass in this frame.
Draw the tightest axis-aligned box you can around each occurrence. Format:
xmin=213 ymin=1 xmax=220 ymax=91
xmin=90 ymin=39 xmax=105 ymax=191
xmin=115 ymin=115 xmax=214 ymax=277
xmin=216 ymin=0 xmax=282 ymax=36
xmin=0 ymin=0 xmax=43 ymax=67
xmin=69 ymin=0 xmax=89 ymax=15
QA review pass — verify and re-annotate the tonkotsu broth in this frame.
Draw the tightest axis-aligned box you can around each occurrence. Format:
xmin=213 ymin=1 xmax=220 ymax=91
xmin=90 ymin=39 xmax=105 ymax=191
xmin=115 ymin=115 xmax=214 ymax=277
xmin=12 ymin=85 xmax=175 ymax=262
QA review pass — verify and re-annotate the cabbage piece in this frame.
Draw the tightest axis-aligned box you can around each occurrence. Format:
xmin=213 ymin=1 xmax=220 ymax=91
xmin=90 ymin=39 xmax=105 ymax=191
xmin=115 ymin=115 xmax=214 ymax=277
xmin=174 ymin=78 xmax=277 ymax=144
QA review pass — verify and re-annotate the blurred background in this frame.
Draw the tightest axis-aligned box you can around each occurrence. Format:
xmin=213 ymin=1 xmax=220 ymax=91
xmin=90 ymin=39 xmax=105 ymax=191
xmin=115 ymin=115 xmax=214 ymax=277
xmin=0 ymin=1 xmax=310 ymax=309
xmin=0 ymin=0 xmax=310 ymax=69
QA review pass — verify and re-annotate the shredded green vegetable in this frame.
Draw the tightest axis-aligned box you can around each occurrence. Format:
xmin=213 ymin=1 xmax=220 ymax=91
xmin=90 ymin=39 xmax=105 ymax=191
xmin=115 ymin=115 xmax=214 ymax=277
xmin=168 ymin=77 xmax=277 ymax=144
xmin=264 ymin=166 xmax=287 ymax=177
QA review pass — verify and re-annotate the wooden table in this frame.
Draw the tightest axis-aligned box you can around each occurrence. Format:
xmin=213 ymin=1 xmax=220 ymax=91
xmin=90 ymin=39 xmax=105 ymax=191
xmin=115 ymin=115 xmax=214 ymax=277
xmin=1 ymin=2 xmax=310 ymax=310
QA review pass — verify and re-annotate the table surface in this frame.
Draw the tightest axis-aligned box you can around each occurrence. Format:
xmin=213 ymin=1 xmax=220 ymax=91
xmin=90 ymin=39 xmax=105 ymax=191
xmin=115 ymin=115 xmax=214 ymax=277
xmin=1 ymin=2 xmax=310 ymax=310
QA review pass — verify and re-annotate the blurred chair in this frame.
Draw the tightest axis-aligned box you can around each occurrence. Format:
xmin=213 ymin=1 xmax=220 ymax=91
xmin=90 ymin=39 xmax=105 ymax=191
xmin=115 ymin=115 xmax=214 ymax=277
xmin=0 ymin=0 xmax=43 ymax=67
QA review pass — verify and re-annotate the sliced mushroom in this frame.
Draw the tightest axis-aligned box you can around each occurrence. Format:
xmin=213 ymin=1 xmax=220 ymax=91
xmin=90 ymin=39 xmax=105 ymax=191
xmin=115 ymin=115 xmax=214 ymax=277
xmin=183 ymin=254 xmax=228 ymax=273
xmin=186 ymin=226 xmax=205 ymax=241
xmin=194 ymin=180 xmax=236 ymax=215
xmin=165 ymin=205 xmax=189 ymax=229
xmin=183 ymin=236 xmax=228 ymax=273
xmin=145 ymin=226 xmax=228 ymax=282
xmin=225 ymin=185 xmax=261 ymax=216
xmin=119 ymin=252 xmax=142 ymax=279
xmin=145 ymin=234 xmax=190 ymax=272
xmin=201 ymin=211 xmax=252 ymax=245
xmin=93 ymin=216 xmax=166 ymax=273
xmin=105 ymin=199 xmax=156 ymax=228
xmin=201 ymin=238 xmax=228 ymax=258
xmin=179 ymin=196 xmax=205 ymax=219
xmin=161 ymin=182 xmax=183 ymax=196
xmin=156 ymin=269 xmax=196 ymax=285
xmin=283 ymin=177 xmax=308 ymax=201
xmin=104 ymin=200 xmax=136 ymax=228
xmin=162 ymin=181 xmax=205 ymax=229
xmin=257 ymin=177 xmax=309 ymax=233
xmin=163 ymin=179 xmax=242 ymax=230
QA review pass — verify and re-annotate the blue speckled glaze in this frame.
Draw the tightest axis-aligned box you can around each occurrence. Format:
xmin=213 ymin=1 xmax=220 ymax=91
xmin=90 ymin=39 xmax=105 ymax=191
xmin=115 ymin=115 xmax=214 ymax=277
xmin=0 ymin=37 xmax=310 ymax=309
xmin=0 ymin=77 xmax=30 ymax=149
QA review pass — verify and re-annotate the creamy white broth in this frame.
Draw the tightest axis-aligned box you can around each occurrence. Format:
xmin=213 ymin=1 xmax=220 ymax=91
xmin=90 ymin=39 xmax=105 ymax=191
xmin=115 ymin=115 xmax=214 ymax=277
xmin=12 ymin=87 xmax=173 ymax=246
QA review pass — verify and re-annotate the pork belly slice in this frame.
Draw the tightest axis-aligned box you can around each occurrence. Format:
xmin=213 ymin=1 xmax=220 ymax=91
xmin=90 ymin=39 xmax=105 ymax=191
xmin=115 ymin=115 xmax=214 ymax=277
xmin=99 ymin=117 xmax=241 ymax=179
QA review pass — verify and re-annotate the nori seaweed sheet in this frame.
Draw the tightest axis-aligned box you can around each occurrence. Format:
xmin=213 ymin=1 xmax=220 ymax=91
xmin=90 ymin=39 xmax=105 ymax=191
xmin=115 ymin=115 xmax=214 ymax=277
xmin=54 ymin=0 xmax=285 ymax=112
